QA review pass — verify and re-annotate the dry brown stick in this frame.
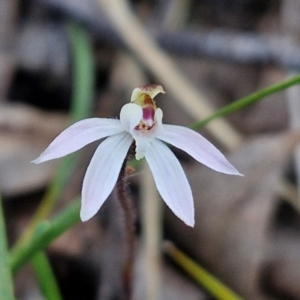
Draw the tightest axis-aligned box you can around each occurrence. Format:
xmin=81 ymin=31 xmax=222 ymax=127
xmin=97 ymin=0 xmax=243 ymax=151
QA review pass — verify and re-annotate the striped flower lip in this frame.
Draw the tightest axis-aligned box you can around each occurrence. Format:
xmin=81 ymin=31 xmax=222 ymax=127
xmin=32 ymin=84 xmax=242 ymax=227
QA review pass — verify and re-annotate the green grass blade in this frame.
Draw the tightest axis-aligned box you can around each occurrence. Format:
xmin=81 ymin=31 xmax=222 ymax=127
xmin=32 ymin=22 xmax=95 ymax=221
xmin=0 ymin=197 xmax=15 ymax=300
xmin=10 ymin=26 xmax=95 ymax=292
xmin=192 ymin=73 xmax=300 ymax=130
xmin=164 ymin=242 xmax=243 ymax=300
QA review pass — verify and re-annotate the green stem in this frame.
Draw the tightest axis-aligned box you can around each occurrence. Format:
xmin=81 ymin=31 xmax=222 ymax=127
xmin=10 ymin=199 xmax=80 ymax=275
xmin=0 ymin=196 xmax=15 ymax=300
xmin=192 ymin=73 xmax=300 ymax=130
xmin=69 ymin=22 xmax=95 ymax=121
xmin=32 ymin=252 xmax=63 ymax=300
xmin=32 ymin=22 xmax=95 ymax=222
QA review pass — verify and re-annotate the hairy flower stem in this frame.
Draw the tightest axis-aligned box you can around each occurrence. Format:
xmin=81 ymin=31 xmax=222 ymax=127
xmin=116 ymin=144 xmax=136 ymax=300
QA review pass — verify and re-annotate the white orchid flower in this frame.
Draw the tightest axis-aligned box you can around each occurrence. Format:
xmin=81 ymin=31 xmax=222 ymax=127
xmin=33 ymin=85 xmax=242 ymax=227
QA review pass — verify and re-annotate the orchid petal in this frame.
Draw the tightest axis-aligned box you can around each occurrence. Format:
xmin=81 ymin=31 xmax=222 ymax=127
xmin=130 ymin=85 xmax=165 ymax=102
xmin=32 ymin=118 xmax=124 ymax=163
xmin=80 ymin=132 xmax=133 ymax=221
xmin=157 ymin=125 xmax=242 ymax=176
xmin=120 ymin=103 xmax=142 ymax=132
xmin=154 ymin=108 xmax=163 ymax=128
xmin=145 ymin=139 xmax=194 ymax=227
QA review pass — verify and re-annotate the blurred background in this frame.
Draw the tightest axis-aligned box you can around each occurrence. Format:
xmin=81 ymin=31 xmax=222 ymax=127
xmin=1 ymin=0 xmax=300 ymax=299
